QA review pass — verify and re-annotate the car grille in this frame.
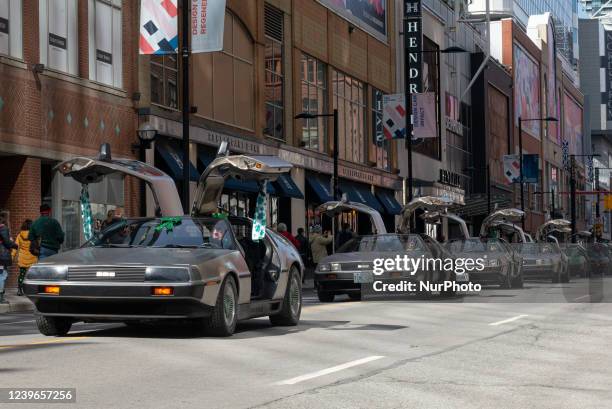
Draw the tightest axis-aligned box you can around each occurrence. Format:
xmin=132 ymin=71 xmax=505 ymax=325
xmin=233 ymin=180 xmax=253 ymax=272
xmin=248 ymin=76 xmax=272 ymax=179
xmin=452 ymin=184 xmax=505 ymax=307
xmin=67 ymin=266 xmax=146 ymax=282
xmin=338 ymin=262 xmax=371 ymax=271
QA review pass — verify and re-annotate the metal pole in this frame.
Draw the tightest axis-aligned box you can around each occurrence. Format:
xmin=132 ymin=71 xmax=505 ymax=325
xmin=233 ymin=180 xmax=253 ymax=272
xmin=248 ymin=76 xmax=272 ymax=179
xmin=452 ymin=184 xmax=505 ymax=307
xmin=404 ymin=17 xmax=414 ymax=204
xmin=596 ymin=168 xmax=601 ymax=219
xmin=139 ymin=146 xmax=147 ymax=217
xmin=333 ymin=109 xmax=339 ymax=201
xmin=518 ymin=117 xmax=525 ymax=229
xmin=551 ymin=187 xmax=555 ymax=218
xmin=570 ymin=156 xmax=577 ymax=243
xmin=181 ymin=0 xmax=191 ymax=214
xmin=486 ymin=164 xmax=491 ymax=214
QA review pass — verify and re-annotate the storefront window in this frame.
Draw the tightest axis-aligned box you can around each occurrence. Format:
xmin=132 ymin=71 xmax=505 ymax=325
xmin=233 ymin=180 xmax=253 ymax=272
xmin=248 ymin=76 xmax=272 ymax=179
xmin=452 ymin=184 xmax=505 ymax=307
xmin=372 ymin=88 xmax=391 ymax=171
xmin=62 ymin=200 xmax=80 ymax=250
xmin=219 ymin=192 xmax=250 ymax=218
xmin=264 ymin=4 xmax=284 ymax=140
xmin=151 ymin=54 xmax=178 ymax=109
xmin=269 ymin=196 xmax=279 ymax=228
xmin=414 ymin=36 xmax=441 ymax=160
xmin=0 ymin=0 xmax=23 ymax=59
xmin=300 ymin=54 xmax=327 ymax=152
xmin=333 ymin=70 xmax=366 ymax=163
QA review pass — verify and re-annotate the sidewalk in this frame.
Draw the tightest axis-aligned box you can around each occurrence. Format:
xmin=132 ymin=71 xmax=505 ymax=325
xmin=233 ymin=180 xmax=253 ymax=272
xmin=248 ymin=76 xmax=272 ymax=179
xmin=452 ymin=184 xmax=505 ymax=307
xmin=0 ymin=288 xmax=34 ymax=314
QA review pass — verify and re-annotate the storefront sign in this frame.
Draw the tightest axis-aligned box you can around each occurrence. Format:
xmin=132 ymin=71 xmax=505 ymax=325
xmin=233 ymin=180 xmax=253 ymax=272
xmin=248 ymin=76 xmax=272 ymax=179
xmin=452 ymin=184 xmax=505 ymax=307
xmin=605 ymin=30 xmax=612 ymax=121
xmin=404 ymin=0 xmax=423 ymax=95
xmin=438 ymin=169 xmax=462 ymax=188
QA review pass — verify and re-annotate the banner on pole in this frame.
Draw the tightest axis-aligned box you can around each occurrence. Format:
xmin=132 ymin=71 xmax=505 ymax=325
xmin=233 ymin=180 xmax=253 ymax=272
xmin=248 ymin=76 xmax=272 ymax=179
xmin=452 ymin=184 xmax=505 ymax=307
xmin=522 ymin=154 xmax=540 ymax=184
xmin=139 ymin=0 xmax=179 ymax=54
xmin=382 ymin=94 xmax=406 ymax=140
xmin=411 ymin=92 xmax=437 ymax=139
xmin=503 ymin=154 xmax=521 ymax=184
xmin=191 ymin=0 xmax=227 ymax=53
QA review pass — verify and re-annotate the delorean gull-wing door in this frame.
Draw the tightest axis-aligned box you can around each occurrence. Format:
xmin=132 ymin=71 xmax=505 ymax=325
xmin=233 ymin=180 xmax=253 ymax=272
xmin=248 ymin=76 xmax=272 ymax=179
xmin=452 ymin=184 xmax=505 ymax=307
xmin=422 ymin=211 xmax=470 ymax=240
xmin=399 ymin=196 xmax=454 ymax=233
xmin=191 ymin=144 xmax=293 ymax=216
xmin=56 ymin=144 xmax=184 ymax=217
xmin=479 ymin=208 xmax=525 ymax=237
xmin=317 ymin=196 xmax=387 ymax=234
xmin=536 ymin=219 xmax=571 ymax=242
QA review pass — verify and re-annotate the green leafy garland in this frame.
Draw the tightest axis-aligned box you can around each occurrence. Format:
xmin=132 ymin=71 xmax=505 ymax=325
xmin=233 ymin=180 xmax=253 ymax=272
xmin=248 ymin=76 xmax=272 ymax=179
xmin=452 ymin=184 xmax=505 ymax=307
xmin=80 ymin=184 xmax=94 ymax=241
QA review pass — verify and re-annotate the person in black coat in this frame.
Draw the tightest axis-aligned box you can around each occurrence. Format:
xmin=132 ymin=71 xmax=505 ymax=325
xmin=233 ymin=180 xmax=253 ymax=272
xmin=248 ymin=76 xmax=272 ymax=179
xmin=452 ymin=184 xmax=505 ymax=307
xmin=0 ymin=210 xmax=18 ymax=303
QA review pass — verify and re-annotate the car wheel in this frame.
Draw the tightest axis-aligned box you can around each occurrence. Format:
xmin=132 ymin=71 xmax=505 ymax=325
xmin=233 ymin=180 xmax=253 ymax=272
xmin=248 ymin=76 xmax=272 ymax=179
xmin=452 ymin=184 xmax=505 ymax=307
xmin=348 ymin=292 xmax=362 ymax=301
xmin=317 ymin=289 xmax=335 ymax=302
xmin=500 ymin=271 xmax=512 ymax=289
xmin=270 ymin=267 xmax=302 ymax=326
xmin=36 ymin=315 xmax=72 ymax=336
xmin=206 ymin=275 xmax=238 ymax=337
xmin=511 ymin=266 xmax=524 ymax=289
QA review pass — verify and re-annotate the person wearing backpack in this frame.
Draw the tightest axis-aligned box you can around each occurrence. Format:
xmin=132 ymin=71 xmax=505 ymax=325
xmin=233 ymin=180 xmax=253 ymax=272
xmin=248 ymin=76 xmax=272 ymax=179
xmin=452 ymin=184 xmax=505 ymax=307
xmin=13 ymin=219 xmax=38 ymax=296
xmin=0 ymin=210 xmax=18 ymax=304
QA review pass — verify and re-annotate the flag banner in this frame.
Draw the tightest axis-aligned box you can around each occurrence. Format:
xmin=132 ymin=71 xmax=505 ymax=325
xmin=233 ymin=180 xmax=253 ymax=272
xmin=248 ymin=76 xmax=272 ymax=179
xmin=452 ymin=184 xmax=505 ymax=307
xmin=562 ymin=139 xmax=570 ymax=170
xmin=191 ymin=0 xmax=226 ymax=53
xmin=587 ymin=156 xmax=594 ymax=184
xmin=412 ymin=92 xmax=437 ymax=139
xmin=522 ymin=154 xmax=540 ymax=184
xmin=139 ymin=0 xmax=178 ymax=55
xmin=503 ymin=154 xmax=520 ymax=184
xmin=382 ymin=94 xmax=406 ymax=140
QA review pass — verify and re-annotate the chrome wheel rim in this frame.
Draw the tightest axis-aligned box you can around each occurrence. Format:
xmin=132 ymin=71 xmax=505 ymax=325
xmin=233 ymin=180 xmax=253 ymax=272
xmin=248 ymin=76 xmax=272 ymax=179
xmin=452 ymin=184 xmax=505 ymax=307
xmin=223 ymin=283 xmax=236 ymax=327
xmin=289 ymin=275 xmax=301 ymax=316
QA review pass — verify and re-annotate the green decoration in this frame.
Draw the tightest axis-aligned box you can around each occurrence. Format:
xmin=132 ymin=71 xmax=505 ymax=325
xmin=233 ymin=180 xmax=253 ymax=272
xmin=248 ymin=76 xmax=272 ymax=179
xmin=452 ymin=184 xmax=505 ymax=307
xmin=80 ymin=184 xmax=94 ymax=241
xmin=155 ymin=217 xmax=183 ymax=233
xmin=252 ymin=181 xmax=268 ymax=241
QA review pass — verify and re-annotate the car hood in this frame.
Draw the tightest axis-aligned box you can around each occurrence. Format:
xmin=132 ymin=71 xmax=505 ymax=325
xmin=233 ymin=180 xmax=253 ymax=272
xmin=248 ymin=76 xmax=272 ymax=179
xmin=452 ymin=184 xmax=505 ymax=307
xmin=36 ymin=247 xmax=235 ymax=267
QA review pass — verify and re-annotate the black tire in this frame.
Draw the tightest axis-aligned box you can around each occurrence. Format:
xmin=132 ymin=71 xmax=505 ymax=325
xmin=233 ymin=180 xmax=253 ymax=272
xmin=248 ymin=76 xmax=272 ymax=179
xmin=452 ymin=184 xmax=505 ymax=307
xmin=511 ymin=269 xmax=524 ymax=289
xmin=36 ymin=315 xmax=72 ymax=336
xmin=270 ymin=267 xmax=302 ymax=326
xmin=317 ymin=289 xmax=335 ymax=302
xmin=348 ymin=292 xmax=362 ymax=301
xmin=205 ymin=275 xmax=238 ymax=337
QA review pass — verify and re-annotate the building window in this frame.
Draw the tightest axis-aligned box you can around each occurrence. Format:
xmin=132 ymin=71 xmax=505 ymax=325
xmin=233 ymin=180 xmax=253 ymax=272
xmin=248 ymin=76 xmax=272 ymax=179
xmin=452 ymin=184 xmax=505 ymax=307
xmin=88 ymin=0 xmax=122 ymax=88
xmin=192 ymin=11 xmax=254 ymax=130
xmin=300 ymin=53 xmax=327 ymax=152
xmin=0 ymin=0 xmax=22 ymax=59
xmin=264 ymin=4 xmax=284 ymax=140
xmin=372 ymin=88 xmax=391 ymax=171
xmin=414 ymin=36 xmax=441 ymax=160
xmin=151 ymin=54 xmax=179 ymax=109
xmin=333 ymin=70 xmax=366 ymax=163
xmin=39 ymin=0 xmax=78 ymax=75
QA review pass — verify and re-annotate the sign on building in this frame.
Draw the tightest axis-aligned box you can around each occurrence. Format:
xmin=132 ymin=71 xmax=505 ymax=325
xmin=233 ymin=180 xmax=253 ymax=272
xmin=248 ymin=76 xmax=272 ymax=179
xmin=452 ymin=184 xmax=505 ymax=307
xmin=412 ymin=92 xmax=437 ymax=139
xmin=382 ymin=94 xmax=406 ymax=140
xmin=503 ymin=154 xmax=521 ymax=184
xmin=604 ymin=30 xmax=612 ymax=121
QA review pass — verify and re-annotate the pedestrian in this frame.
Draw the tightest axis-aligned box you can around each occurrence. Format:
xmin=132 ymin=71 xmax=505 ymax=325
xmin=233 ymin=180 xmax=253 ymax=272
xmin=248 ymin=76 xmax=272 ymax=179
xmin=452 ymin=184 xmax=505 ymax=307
xmin=277 ymin=223 xmax=301 ymax=249
xmin=336 ymin=222 xmax=355 ymax=249
xmin=0 ymin=210 xmax=18 ymax=304
xmin=310 ymin=225 xmax=333 ymax=268
xmin=13 ymin=219 xmax=38 ymax=296
xmin=29 ymin=204 xmax=65 ymax=260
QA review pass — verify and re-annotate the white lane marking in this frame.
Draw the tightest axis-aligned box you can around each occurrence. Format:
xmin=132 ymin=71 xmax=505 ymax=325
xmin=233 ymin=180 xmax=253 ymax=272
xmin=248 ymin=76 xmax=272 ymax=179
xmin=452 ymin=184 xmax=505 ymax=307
xmin=0 ymin=320 xmax=35 ymax=326
xmin=489 ymin=314 xmax=529 ymax=326
xmin=275 ymin=356 xmax=385 ymax=385
xmin=574 ymin=294 xmax=590 ymax=301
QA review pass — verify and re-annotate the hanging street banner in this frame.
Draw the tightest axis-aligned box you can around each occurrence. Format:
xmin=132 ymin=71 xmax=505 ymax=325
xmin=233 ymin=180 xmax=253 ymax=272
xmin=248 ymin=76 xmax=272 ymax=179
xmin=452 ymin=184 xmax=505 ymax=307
xmin=382 ymin=94 xmax=406 ymax=140
xmin=412 ymin=92 xmax=437 ymax=138
xmin=405 ymin=0 xmax=423 ymax=96
xmin=318 ymin=0 xmax=387 ymax=41
xmin=604 ymin=30 xmax=612 ymax=121
xmin=522 ymin=154 xmax=540 ymax=184
xmin=562 ymin=139 xmax=570 ymax=170
xmin=191 ymin=0 xmax=227 ymax=53
xmin=503 ymin=154 xmax=521 ymax=184
xmin=587 ymin=156 xmax=594 ymax=185
xmin=139 ymin=0 xmax=179 ymax=54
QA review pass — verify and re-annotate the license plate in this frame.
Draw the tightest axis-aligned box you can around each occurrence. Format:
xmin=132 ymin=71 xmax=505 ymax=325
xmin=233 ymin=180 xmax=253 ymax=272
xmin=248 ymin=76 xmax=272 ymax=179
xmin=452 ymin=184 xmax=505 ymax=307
xmin=354 ymin=272 xmax=374 ymax=283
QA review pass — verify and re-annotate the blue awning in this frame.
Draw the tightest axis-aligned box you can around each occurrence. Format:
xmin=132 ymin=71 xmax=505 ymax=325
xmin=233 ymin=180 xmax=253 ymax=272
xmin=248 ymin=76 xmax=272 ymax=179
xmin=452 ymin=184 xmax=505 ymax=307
xmin=155 ymin=140 xmax=199 ymax=181
xmin=340 ymin=181 xmax=384 ymax=213
xmin=376 ymin=189 xmax=403 ymax=215
xmin=274 ymin=174 xmax=304 ymax=199
xmin=306 ymin=173 xmax=333 ymax=203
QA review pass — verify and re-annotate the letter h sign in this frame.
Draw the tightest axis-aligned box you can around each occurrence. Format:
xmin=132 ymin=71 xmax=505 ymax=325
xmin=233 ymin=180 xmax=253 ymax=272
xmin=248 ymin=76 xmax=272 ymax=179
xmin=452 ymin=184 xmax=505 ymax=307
xmin=404 ymin=0 xmax=421 ymax=18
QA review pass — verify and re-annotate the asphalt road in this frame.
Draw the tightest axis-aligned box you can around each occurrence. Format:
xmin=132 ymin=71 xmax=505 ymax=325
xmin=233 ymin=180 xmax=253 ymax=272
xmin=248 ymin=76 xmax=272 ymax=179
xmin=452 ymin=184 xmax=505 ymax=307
xmin=1 ymin=277 xmax=612 ymax=409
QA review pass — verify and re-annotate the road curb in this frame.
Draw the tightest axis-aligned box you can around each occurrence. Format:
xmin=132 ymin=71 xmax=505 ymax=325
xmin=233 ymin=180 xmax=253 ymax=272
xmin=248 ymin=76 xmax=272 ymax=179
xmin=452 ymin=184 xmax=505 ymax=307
xmin=0 ymin=297 xmax=34 ymax=314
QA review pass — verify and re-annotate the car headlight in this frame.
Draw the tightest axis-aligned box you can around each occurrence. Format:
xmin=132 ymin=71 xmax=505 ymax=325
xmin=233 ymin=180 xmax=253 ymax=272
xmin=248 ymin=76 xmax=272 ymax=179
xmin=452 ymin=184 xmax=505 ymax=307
xmin=330 ymin=263 xmax=341 ymax=271
xmin=26 ymin=265 xmax=68 ymax=281
xmin=357 ymin=263 xmax=370 ymax=270
xmin=145 ymin=267 xmax=190 ymax=282
xmin=318 ymin=264 xmax=330 ymax=272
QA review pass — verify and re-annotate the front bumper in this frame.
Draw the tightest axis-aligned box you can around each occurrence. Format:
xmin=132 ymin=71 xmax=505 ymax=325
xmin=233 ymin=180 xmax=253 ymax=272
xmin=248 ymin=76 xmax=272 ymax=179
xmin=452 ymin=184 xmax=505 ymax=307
xmin=24 ymin=281 xmax=207 ymax=320
xmin=522 ymin=265 xmax=556 ymax=279
xmin=468 ymin=267 xmax=507 ymax=285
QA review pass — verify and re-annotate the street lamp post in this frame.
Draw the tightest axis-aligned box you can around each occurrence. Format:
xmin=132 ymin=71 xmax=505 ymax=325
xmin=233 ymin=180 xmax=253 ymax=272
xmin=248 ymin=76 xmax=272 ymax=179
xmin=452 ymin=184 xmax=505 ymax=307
xmin=569 ymin=154 xmax=600 ymax=243
xmin=295 ymin=110 xmax=339 ymax=200
xmin=134 ymin=122 xmax=157 ymax=217
xmin=517 ymin=116 xmax=558 ymax=230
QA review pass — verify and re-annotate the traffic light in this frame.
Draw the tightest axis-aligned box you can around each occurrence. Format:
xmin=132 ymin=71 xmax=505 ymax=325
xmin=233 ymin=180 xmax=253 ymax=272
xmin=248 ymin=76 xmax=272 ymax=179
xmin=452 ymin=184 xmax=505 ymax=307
xmin=605 ymin=195 xmax=612 ymax=211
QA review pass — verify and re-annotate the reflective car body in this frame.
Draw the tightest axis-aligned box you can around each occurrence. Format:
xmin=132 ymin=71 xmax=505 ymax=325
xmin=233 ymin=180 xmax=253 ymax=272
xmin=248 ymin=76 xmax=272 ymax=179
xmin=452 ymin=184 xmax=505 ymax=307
xmin=588 ymin=244 xmax=612 ymax=275
xmin=520 ymin=241 xmax=569 ymax=283
xmin=562 ymin=244 xmax=590 ymax=278
xmin=25 ymin=144 xmax=304 ymax=336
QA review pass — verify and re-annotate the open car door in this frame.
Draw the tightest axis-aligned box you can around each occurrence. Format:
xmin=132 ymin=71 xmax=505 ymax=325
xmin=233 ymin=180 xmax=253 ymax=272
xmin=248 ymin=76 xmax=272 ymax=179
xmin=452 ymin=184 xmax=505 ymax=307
xmin=317 ymin=197 xmax=387 ymax=235
xmin=399 ymin=196 xmax=454 ymax=233
xmin=421 ymin=211 xmax=470 ymax=240
xmin=536 ymin=219 xmax=571 ymax=242
xmin=56 ymin=144 xmax=184 ymax=217
xmin=191 ymin=144 xmax=293 ymax=217
xmin=479 ymin=208 xmax=527 ymax=242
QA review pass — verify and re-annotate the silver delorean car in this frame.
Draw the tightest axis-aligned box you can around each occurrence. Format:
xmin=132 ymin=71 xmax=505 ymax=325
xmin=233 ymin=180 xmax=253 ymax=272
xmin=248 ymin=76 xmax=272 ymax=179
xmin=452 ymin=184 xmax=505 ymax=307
xmin=25 ymin=143 xmax=304 ymax=337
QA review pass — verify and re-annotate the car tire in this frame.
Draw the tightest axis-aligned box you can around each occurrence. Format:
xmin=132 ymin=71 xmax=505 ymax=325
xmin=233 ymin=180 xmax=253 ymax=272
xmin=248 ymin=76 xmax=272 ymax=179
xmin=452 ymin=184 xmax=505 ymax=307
xmin=270 ymin=267 xmax=302 ymax=326
xmin=500 ymin=272 xmax=512 ymax=289
xmin=36 ymin=315 xmax=72 ymax=336
xmin=206 ymin=275 xmax=238 ymax=337
xmin=317 ymin=289 xmax=335 ymax=302
xmin=348 ymin=292 xmax=362 ymax=301
xmin=511 ymin=268 xmax=524 ymax=289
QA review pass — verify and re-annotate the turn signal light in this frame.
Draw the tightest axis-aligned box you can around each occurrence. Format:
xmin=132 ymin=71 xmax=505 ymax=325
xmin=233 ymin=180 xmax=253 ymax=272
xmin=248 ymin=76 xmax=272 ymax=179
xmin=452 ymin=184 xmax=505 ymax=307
xmin=43 ymin=286 xmax=60 ymax=295
xmin=327 ymin=274 xmax=337 ymax=280
xmin=152 ymin=287 xmax=174 ymax=296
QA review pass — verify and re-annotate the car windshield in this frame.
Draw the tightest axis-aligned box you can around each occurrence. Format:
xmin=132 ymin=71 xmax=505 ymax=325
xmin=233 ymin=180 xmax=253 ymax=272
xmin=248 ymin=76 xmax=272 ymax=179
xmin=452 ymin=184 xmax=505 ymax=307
xmin=520 ymin=243 xmax=555 ymax=255
xmin=337 ymin=234 xmax=426 ymax=253
xmin=84 ymin=217 xmax=233 ymax=249
xmin=448 ymin=239 xmax=504 ymax=253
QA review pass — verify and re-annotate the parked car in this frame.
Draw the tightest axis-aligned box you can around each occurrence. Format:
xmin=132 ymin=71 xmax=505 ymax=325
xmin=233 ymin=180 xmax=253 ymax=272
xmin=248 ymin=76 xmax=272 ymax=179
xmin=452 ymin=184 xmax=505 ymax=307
xmin=25 ymin=144 xmax=304 ymax=337
xmin=520 ymin=242 xmax=569 ymax=283
xmin=587 ymin=243 xmax=612 ymax=276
